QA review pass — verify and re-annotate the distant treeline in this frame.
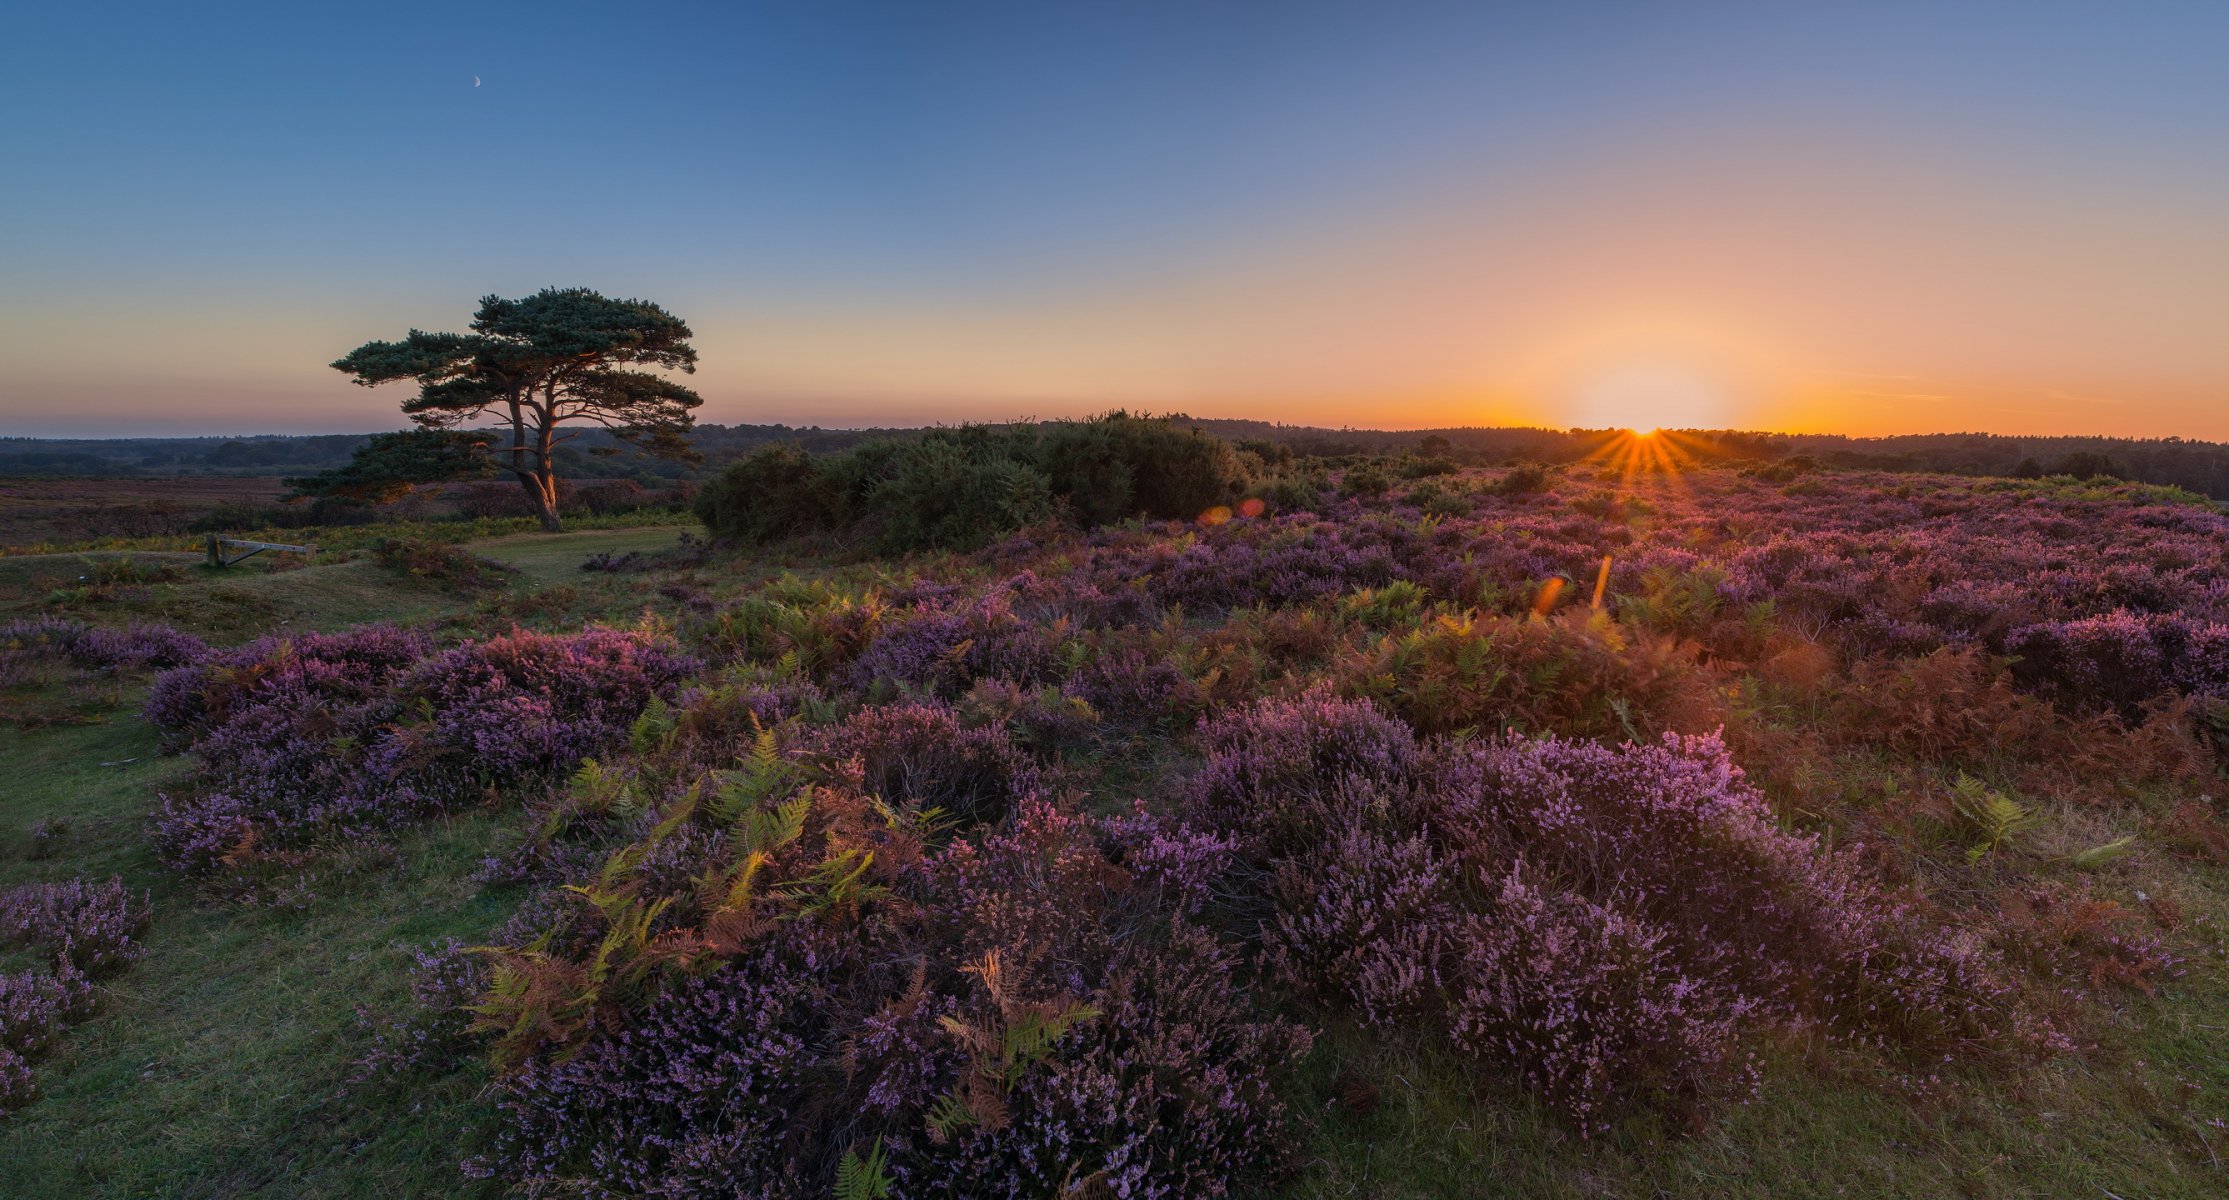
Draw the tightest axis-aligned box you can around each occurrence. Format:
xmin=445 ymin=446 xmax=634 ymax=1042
xmin=9 ymin=422 xmax=2229 ymax=497
xmin=1179 ymin=422 xmax=2229 ymax=499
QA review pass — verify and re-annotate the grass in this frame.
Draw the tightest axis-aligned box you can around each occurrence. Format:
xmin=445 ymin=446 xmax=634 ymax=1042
xmin=0 ymin=709 xmax=514 ymax=1197
xmin=1287 ymin=988 xmax=2229 ymax=1198
xmin=3 ymin=515 xmax=2226 ymax=1197
xmin=472 ymin=525 xmax=692 ymax=587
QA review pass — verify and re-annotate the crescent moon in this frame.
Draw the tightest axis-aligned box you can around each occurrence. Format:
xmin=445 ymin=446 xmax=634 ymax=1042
xmin=473 ymin=76 xmax=481 ymax=87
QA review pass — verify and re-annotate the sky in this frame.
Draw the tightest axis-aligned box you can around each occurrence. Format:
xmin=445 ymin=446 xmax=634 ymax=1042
xmin=2 ymin=1 xmax=2226 ymax=439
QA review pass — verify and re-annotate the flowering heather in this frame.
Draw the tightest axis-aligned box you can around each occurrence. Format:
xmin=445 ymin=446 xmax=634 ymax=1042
xmin=847 ymin=592 xmax=1062 ymax=697
xmin=354 ymin=939 xmax=488 ymax=1079
xmin=0 ymin=965 xmax=95 ymax=1061
xmin=472 ymin=942 xmax=824 ymax=1197
xmin=431 ymin=677 xmax=1313 ymax=1198
xmin=0 ymin=877 xmax=150 ymax=976
xmin=808 ymin=702 xmax=1040 ymax=825
xmin=1447 ymin=868 xmax=1752 ymax=1130
xmin=0 ymin=617 xmax=206 ymax=674
xmin=0 ymin=878 xmax=144 ymax=1115
xmin=1177 ymin=694 xmax=2024 ymax=1125
xmin=147 ymin=627 xmax=695 ymax=875
xmin=1039 ymin=470 xmax=2229 ymax=712
xmin=2005 ymin=609 xmax=2229 ymax=713
xmin=143 ymin=624 xmax=430 ymax=747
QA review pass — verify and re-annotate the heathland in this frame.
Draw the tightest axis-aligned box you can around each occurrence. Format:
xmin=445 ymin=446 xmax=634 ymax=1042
xmin=2 ymin=427 xmax=2225 ymax=1198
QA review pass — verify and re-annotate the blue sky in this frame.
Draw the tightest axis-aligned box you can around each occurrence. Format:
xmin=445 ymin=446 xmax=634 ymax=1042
xmin=3 ymin=2 xmax=2226 ymax=436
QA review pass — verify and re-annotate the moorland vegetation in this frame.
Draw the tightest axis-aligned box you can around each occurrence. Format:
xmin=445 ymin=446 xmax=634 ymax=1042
xmin=2 ymin=419 xmax=2226 ymax=1197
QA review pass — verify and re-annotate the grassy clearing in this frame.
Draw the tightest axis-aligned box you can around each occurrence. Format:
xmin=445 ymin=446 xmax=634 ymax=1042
xmin=0 ymin=713 xmax=510 ymax=1199
xmin=472 ymin=525 xmax=691 ymax=587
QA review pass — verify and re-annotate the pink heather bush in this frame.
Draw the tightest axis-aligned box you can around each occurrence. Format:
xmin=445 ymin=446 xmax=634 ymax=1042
xmin=0 ymin=878 xmax=143 ymax=1115
xmin=144 ymin=624 xmax=430 ymax=748
xmin=354 ymin=939 xmax=488 ymax=1079
xmin=436 ymin=683 xmax=1310 ymax=1198
xmin=899 ymin=921 xmax=1313 ymax=1200
xmin=1447 ymin=868 xmax=1753 ymax=1130
xmin=1 ymin=617 xmax=207 ymax=674
xmin=1040 ymin=469 xmax=2229 ymax=713
xmin=2005 ymin=609 xmax=2229 ymax=713
xmin=1067 ymin=644 xmax=1199 ymax=723
xmin=0 ymin=1048 xmax=33 ymax=1113
xmin=0 ymin=965 xmax=95 ymax=1061
xmin=847 ymin=593 xmax=1062 ymax=698
xmin=1177 ymin=693 xmax=2023 ymax=1126
xmin=0 ymin=876 xmax=150 ymax=975
xmin=472 ymin=942 xmax=825 ymax=1197
xmin=146 ymin=627 xmax=695 ymax=876
xmin=808 ymin=702 xmax=1040 ymax=825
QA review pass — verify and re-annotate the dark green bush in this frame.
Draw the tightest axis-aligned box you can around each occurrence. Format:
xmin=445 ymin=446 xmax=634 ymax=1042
xmin=1037 ymin=411 xmax=1255 ymax=523
xmin=694 ymin=444 xmax=848 ymax=544
xmin=1254 ymin=473 xmax=1328 ymax=514
xmin=1489 ymin=461 xmax=1555 ymax=496
xmin=857 ymin=434 xmax=1054 ymax=553
xmin=1338 ymin=463 xmax=1392 ymax=499
xmin=696 ymin=415 xmax=1254 ymax=553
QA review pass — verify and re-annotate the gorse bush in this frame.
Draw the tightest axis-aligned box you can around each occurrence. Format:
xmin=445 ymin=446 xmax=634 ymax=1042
xmin=1035 ymin=410 xmax=1255 ymax=524
xmin=692 ymin=442 xmax=851 ymax=545
xmin=695 ymin=414 xmax=1256 ymax=552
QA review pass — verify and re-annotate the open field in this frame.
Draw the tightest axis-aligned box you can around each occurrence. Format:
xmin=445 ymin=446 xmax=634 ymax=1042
xmin=3 ymin=454 xmax=2226 ymax=1198
xmin=0 ymin=477 xmax=292 ymax=546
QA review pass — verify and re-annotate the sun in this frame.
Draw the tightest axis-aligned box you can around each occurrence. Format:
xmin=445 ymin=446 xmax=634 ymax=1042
xmin=1568 ymin=363 xmax=1730 ymax=434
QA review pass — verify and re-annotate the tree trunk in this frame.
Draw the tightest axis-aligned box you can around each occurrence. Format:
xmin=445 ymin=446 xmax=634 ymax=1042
xmin=530 ymin=473 xmax=562 ymax=531
xmin=531 ymin=413 xmax=562 ymax=531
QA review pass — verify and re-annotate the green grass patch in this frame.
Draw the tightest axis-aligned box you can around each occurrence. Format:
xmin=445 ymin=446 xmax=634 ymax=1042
xmin=0 ymin=715 xmax=511 ymax=1199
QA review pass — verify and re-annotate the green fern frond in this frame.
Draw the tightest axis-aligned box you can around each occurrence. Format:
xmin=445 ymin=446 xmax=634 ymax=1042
xmin=1951 ymin=773 xmax=2040 ymax=859
xmin=629 ymin=695 xmax=675 ymax=755
xmin=834 ymin=1137 xmax=895 ymax=1200
xmin=740 ymin=794 xmax=812 ymax=856
xmin=924 ymin=1093 xmax=974 ymax=1144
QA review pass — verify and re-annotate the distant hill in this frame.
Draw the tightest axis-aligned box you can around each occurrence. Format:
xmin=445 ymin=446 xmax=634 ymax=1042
xmin=7 ymin=422 xmax=2229 ymax=498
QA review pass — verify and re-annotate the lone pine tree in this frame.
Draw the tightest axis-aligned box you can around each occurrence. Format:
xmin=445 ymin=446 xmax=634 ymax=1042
xmin=332 ymin=287 xmax=703 ymax=530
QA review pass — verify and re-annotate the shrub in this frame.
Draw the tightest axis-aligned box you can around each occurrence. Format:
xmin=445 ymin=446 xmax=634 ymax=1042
xmin=1489 ymin=461 xmax=1554 ymax=496
xmin=473 ymin=942 xmax=825 ymax=1197
xmin=1036 ymin=411 xmax=1255 ymax=525
xmin=1448 ymin=868 xmax=1750 ymax=1130
xmin=2005 ymin=610 xmax=2229 ymax=713
xmin=1338 ymin=611 xmax=1711 ymax=741
xmin=0 ymin=965 xmax=94 ymax=1060
xmin=857 ymin=434 xmax=1055 ymax=554
xmin=1176 ymin=695 xmax=2025 ymax=1128
xmin=0 ymin=1048 xmax=34 ymax=1112
xmin=847 ymin=595 xmax=1060 ymax=698
xmin=1338 ymin=463 xmax=1391 ymax=499
xmin=0 ymin=877 xmax=150 ymax=975
xmin=147 ymin=628 xmax=695 ymax=877
xmin=1 ymin=617 xmax=207 ymax=676
xmin=810 ymin=703 xmax=1039 ymax=824
xmin=370 ymin=536 xmax=515 ymax=592
xmin=694 ymin=443 xmax=849 ymax=544
xmin=144 ymin=624 xmax=430 ymax=747
xmin=1252 ymin=473 xmax=1327 ymax=514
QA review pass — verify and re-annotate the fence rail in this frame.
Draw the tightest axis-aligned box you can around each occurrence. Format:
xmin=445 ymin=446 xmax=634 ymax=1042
xmin=205 ymin=536 xmax=316 ymax=568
